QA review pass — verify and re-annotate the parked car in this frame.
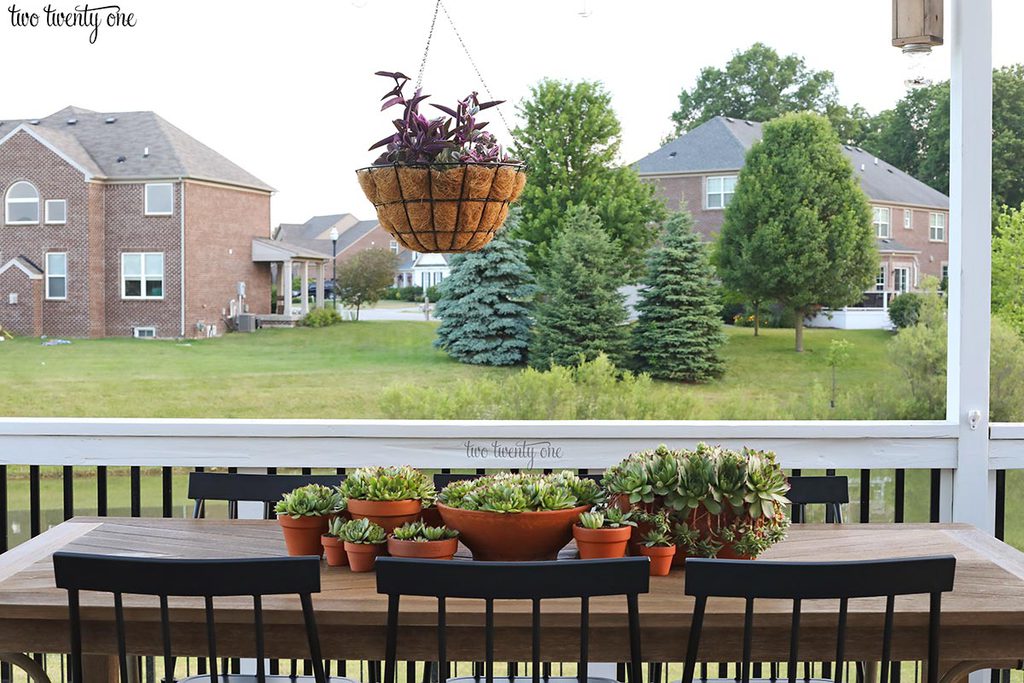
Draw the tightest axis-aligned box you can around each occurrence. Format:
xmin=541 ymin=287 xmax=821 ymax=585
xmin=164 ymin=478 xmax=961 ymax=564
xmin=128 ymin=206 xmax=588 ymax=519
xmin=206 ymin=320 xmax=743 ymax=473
xmin=293 ymin=280 xmax=336 ymax=299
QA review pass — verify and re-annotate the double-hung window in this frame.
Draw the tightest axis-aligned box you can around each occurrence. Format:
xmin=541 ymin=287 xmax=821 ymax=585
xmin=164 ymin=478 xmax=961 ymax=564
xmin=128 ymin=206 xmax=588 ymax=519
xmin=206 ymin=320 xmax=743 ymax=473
xmin=706 ymin=175 xmax=737 ymax=209
xmin=144 ymin=183 xmax=174 ymax=216
xmin=930 ymin=212 xmax=946 ymax=241
xmin=875 ymin=266 xmax=886 ymax=292
xmin=873 ymin=207 xmax=891 ymax=238
xmin=122 ymin=252 xmax=164 ymax=299
xmin=904 ymin=209 xmax=913 ymax=230
xmin=45 ymin=253 xmax=67 ymax=300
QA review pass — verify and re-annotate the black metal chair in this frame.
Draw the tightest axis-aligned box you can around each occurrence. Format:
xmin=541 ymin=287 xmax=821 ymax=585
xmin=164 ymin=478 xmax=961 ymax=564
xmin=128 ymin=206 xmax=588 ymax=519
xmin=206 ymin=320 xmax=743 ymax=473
xmin=52 ymin=551 xmax=353 ymax=683
xmin=188 ymin=472 xmax=343 ymax=520
xmin=681 ymin=556 xmax=957 ymax=683
xmin=787 ymin=476 xmax=849 ymax=524
xmin=376 ymin=557 xmax=650 ymax=683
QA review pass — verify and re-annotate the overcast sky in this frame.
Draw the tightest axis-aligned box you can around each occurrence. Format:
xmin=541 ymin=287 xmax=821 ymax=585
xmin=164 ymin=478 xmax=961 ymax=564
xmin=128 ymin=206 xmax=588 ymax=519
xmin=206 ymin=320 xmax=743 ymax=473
xmin=3 ymin=0 xmax=1023 ymax=228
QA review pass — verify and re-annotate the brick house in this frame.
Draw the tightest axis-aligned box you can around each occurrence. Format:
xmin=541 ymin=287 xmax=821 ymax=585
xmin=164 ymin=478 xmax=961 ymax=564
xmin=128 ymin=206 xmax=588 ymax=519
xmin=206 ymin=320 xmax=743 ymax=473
xmin=0 ymin=106 xmax=274 ymax=339
xmin=274 ymin=213 xmax=451 ymax=291
xmin=634 ymin=116 xmax=950 ymax=329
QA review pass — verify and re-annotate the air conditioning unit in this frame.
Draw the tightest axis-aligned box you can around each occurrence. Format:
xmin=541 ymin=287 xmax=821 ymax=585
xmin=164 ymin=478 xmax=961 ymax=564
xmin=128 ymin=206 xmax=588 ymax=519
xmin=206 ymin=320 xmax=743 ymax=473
xmin=236 ymin=314 xmax=257 ymax=333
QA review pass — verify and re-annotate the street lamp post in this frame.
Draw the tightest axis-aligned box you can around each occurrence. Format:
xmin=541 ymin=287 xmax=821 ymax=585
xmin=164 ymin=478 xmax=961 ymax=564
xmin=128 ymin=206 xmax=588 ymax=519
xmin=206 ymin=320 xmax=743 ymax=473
xmin=329 ymin=227 xmax=339 ymax=306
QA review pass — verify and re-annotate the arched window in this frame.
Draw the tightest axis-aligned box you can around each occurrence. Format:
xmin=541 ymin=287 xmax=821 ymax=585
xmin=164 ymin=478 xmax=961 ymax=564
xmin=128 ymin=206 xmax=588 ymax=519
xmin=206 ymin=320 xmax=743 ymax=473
xmin=5 ymin=181 xmax=40 ymax=225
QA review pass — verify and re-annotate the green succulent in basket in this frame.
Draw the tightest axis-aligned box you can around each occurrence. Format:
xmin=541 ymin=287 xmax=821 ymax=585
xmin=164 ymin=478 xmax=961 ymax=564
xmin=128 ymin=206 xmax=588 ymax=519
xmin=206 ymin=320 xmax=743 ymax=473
xmin=646 ymin=447 xmax=682 ymax=497
xmin=274 ymin=484 xmax=342 ymax=519
xmin=391 ymin=521 xmax=459 ymax=542
xmin=602 ymin=455 xmax=654 ymax=504
xmin=667 ymin=451 xmax=715 ymax=512
xmin=578 ymin=507 xmax=637 ymax=529
xmin=337 ymin=518 xmax=387 ymax=545
xmin=706 ymin=449 xmax=747 ymax=515
xmin=338 ymin=466 xmax=435 ymax=502
xmin=325 ymin=515 xmax=346 ymax=538
xmin=744 ymin=450 xmax=790 ymax=519
xmin=439 ymin=472 xmax=597 ymax=513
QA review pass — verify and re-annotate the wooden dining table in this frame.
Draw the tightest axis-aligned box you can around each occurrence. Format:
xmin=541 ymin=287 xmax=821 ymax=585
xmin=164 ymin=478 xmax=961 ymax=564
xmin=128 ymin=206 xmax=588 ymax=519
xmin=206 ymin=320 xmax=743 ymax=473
xmin=1 ymin=518 xmax=1024 ymax=683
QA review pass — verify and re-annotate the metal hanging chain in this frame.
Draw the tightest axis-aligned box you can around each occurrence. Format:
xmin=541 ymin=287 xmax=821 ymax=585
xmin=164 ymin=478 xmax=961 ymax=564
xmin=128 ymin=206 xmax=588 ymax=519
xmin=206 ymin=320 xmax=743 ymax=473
xmin=414 ymin=0 xmax=513 ymax=136
xmin=414 ymin=0 xmax=442 ymax=93
xmin=437 ymin=0 xmax=513 ymax=135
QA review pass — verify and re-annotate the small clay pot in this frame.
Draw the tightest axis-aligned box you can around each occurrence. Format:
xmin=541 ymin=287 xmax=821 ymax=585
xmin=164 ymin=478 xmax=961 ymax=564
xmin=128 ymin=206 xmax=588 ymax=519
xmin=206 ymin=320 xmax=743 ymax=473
xmin=438 ymin=503 xmax=590 ymax=561
xmin=277 ymin=514 xmax=328 ymax=557
xmin=573 ymin=525 xmax=632 ymax=559
xmin=639 ymin=545 xmax=676 ymax=576
xmin=717 ymin=545 xmax=756 ymax=561
xmin=321 ymin=535 xmax=348 ymax=567
xmin=387 ymin=536 xmax=459 ymax=560
xmin=344 ymin=541 xmax=384 ymax=572
xmin=347 ymin=499 xmax=423 ymax=533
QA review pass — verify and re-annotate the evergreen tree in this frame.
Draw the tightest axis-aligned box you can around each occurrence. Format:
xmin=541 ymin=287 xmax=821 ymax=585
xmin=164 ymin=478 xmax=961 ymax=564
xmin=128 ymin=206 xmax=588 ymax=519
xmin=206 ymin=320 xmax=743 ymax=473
xmin=632 ymin=210 xmax=726 ymax=382
xmin=531 ymin=205 xmax=629 ymax=369
xmin=718 ymin=112 xmax=876 ymax=352
xmin=433 ymin=231 xmax=536 ymax=366
xmin=510 ymin=79 xmax=666 ymax=276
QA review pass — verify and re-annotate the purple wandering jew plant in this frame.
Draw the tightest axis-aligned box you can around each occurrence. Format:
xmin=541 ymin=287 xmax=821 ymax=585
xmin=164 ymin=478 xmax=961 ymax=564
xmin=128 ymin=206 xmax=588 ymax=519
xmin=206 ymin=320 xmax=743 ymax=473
xmin=369 ymin=70 xmax=517 ymax=165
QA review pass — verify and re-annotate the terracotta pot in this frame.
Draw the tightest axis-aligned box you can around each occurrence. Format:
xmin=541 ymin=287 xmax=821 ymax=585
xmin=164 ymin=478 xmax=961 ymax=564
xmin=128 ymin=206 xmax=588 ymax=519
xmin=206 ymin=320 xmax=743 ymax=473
xmin=639 ymin=545 xmax=676 ymax=577
xmin=420 ymin=506 xmax=444 ymax=527
xmin=573 ymin=525 xmax=632 ymax=559
xmin=321 ymin=535 xmax=348 ymax=567
xmin=387 ymin=536 xmax=459 ymax=560
xmin=347 ymin=499 xmax=423 ymax=533
xmin=717 ymin=545 xmax=756 ymax=561
xmin=344 ymin=541 xmax=384 ymax=572
xmin=277 ymin=514 xmax=328 ymax=557
xmin=438 ymin=503 xmax=590 ymax=561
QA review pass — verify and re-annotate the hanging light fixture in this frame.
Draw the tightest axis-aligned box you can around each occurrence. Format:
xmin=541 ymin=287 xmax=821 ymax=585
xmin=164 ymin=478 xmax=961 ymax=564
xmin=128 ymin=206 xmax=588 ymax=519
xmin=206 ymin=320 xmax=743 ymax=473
xmin=892 ymin=0 xmax=944 ymax=89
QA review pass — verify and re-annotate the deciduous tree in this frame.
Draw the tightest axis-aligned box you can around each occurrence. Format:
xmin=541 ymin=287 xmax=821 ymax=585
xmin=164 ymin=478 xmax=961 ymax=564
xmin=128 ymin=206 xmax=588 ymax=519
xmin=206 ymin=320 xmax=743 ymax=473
xmin=335 ymin=248 xmax=399 ymax=321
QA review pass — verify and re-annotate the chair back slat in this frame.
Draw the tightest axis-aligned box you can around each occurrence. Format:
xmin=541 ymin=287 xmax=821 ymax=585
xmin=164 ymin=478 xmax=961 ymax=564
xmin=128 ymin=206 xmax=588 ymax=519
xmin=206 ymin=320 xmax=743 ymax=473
xmin=835 ymin=597 xmax=849 ymax=683
xmin=682 ymin=556 xmax=956 ymax=683
xmin=204 ymin=595 xmax=218 ymax=682
xmin=113 ymin=593 xmax=129 ymax=683
xmin=927 ymin=592 xmax=943 ymax=683
xmin=626 ymin=592 xmax=643 ymax=683
xmin=53 ymin=551 xmax=325 ymax=683
xmin=786 ymin=598 xmax=802 ymax=683
xmin=187 ymin=472 xmax=343 ymax=520
xmin=384 ymin=594 xmax=400 ymax=683
xmin=376 ymin=557 xmax=648 ymax=683
xmin=437 ymin=596 xmax=448 ymax=683
xmin=253 ymin=595 xmax=267 ymax=683
xmin=531 ymin=598 xmax=542 ymax=683
xmin=741 ymin=597 xmax=754 ymax=683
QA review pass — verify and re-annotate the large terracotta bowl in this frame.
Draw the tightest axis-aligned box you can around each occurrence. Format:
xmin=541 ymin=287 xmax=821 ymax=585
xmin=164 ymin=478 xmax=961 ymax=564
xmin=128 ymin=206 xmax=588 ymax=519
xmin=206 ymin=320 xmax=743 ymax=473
xmin=437 ymin=503 xmax=590 ymax=561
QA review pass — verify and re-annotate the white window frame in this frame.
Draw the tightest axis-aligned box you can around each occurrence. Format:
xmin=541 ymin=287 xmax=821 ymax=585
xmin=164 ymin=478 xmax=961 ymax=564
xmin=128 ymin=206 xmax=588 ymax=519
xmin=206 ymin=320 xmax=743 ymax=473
xmin=45 ymin=252 xmax=67 ymax=301
xmin=45 ymin=199 xmax=67 ymax=225
xmin=875 ymin=266 xmax=886 ymax=292
xmin=904 ymin=209 xmax=913 ymax=230
xmin=5 ymin=181 xmax=40 ymax=225
xmin=121 ymin=252 xmax=165 ymax=300
xmin=389 ymin=239 xmax=399 ymax=255
xmin=133 ymin=327 xmax=157 ymax=339
xmin=705 ymin=175 xmax=737 ymax=210
xmin=144 ymin=183 xmax=175 ymax=217
xmin=873 ymin=207 xmax=892 ymax=238
xmin=930 ymin=212 xmax=947 ymax=242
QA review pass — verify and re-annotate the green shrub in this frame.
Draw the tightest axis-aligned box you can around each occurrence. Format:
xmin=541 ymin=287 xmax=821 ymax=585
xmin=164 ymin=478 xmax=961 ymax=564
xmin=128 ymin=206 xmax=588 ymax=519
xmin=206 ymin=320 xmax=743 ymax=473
xmin=379 ymin=353 xmax=698 ymax=420
xmin=888 ymin=293 xmax=923 ymax=329
xmin=302 ymin=307 xmax=342 ymax=328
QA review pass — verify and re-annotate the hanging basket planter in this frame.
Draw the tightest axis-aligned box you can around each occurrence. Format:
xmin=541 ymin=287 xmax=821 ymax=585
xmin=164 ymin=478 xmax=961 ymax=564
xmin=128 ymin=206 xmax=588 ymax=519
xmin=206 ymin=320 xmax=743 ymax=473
xmin=356 ymin=161 xmax=526 ymax=252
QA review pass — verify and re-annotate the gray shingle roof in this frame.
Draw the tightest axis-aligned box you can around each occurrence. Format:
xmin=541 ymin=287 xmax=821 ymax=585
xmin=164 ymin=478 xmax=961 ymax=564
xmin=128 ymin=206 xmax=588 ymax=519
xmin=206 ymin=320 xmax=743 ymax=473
xmin=273 ymin=215 xmax=383 ymax=256
xmin=876 ymin=238 xmax=920 ymax=253
xmin=634 ymin=116 xmax=949 ymax=209
xmin=0 ymin=106 xmax=272 ymax=192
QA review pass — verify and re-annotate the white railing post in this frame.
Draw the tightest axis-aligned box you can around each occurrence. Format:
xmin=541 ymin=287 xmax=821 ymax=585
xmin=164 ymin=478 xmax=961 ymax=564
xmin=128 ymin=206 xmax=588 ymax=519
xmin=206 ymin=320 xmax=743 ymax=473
xmin=948 ymin=0 xmax=995 ymax=531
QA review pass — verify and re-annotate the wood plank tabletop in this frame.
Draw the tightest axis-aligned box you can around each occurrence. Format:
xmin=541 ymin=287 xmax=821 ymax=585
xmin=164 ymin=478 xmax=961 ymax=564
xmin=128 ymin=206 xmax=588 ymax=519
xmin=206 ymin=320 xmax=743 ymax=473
xmin=1 ymin=518 xmax=1024 ymax=666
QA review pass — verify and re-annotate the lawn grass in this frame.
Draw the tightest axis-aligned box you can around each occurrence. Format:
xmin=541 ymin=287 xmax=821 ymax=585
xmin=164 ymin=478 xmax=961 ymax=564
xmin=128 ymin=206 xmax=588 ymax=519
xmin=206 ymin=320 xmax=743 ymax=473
xmin=0 ymin=322 xmax=898 ymax=419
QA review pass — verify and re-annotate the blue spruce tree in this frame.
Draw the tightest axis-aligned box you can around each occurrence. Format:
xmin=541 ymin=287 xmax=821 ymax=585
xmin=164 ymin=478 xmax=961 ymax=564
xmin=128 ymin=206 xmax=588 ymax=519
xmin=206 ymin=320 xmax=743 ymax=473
xmin=434 ymin=231 xmax=537 ymax=366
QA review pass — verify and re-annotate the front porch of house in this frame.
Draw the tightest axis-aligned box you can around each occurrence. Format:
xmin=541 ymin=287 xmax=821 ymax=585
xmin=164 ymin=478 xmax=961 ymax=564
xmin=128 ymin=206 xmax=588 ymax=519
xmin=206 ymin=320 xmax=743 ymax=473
xmin=251 ymin=238 xmax=333 ymax=327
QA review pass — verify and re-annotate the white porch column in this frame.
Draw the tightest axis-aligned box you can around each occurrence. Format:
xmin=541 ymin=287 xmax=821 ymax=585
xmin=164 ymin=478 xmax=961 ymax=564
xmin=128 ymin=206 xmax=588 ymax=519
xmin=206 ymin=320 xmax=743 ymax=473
xmin=948 ymin=0 xmax=994 ymax=533
xmin=280 ymin=260 xmax=293 ymax=315
xmin=316 ymin=262 xmax=325 ymax=309
xmin=301 ymin=261 xmax=310 ymax=316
